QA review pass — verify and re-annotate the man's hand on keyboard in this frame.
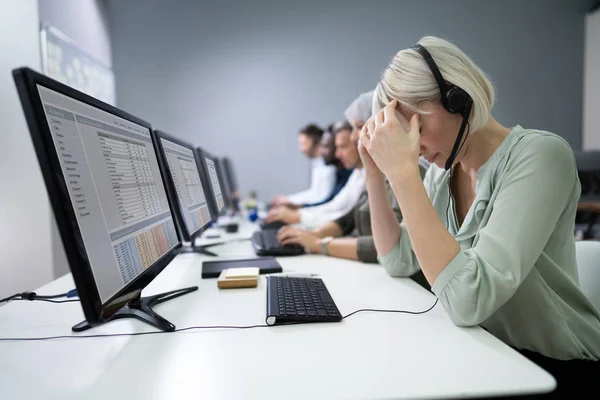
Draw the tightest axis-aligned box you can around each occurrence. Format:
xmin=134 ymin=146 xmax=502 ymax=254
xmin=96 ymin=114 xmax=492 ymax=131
xmin=265 ymin=206 xmax=301 ymax=224
xmin=277 ymin=226 xmax=321 ymax=254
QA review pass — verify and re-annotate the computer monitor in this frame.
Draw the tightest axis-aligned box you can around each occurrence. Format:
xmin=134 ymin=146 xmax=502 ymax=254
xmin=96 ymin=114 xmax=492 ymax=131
xmin=153 ymin=130 xmax=218 ymax=254
xmin=12 ymin=67 xmax=197 ymax=332
xmin=215 ymin=158 xmax=233 ymax=209
xmin=197 ymin=147 xmax=229 ymax=216
xmin=220 ymin=157 xmax=240 ymax=212
xmin=221 ymin=157 xmax=239 ymax=194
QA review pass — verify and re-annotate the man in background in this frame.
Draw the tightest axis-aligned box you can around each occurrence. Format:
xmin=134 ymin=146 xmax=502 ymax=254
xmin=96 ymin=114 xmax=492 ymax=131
xmin=270 ymin=124 xmax=336 ymax=206
xmin=266 ymin=121 xmax=365 ymax=229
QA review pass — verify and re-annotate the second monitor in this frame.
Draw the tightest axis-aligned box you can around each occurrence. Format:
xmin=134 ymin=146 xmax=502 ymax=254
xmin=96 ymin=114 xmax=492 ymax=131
xmin=154 ymin=131 xmax=219 ymax=255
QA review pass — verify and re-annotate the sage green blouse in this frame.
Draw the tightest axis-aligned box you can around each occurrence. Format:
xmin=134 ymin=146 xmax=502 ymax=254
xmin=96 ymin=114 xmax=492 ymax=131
xmin=379 ymin=126 xmax=600 ymax=360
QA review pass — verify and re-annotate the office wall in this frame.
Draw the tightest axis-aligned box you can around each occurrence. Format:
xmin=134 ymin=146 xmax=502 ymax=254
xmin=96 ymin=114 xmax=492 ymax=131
xmin=38 ymin=0 xmax=113 ymax=278
xmin=108 ymin=0 xmax=596 ymax=200
xmin=0 ymin=0 xmax=53 ymax=299
xmin=584 ymin=7 xmax=600 ymax=150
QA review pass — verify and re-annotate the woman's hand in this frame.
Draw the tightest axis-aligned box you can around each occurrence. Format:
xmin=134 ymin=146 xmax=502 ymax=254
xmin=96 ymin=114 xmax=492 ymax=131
xmin=360 ymin=100 xmax=421 ymax=178
xmin=265 ymin=206 xmax=300 ymax=224
xmin=277 ymin=226 xmax=321 ymax=254
xmin=358 ymin=133 xmax=384 ymax=178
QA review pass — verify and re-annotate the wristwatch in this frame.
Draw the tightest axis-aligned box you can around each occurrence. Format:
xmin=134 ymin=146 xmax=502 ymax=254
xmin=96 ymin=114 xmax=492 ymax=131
xmin=321 ymin=236 xmax=334 ymax=256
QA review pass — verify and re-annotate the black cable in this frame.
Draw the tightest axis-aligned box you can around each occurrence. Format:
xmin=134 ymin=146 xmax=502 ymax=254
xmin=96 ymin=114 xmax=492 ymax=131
xmin=445 ymin=122 xmax=471 ymax=225
xmin=0 ymin=289 xmax=78 ymax=304
xmin=29 ymin=298 xmax=79 ymax=304
xmin=0 ymin=294 xmax=20 ymax=304
xmin=341 ymin=298 xmax=438 ymax=319
xmin=32 ymin=293 xmax=70 ymax=299
xmin=0 ymin=324 xmax=272 ymax=342
xmin=0 ymin=299 xmax=439 ymax=342
xmin=454 ymin=122 xmax=470 ymax=164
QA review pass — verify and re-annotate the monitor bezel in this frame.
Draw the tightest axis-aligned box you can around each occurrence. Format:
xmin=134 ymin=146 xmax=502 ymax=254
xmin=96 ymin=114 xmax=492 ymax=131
xmin=12 ymin=67 xmax=182 ymax=325
xmin=196 ymin=146 xmax=227 ymax=217
xmin=153 ymin=130 xmax=216 ymax=243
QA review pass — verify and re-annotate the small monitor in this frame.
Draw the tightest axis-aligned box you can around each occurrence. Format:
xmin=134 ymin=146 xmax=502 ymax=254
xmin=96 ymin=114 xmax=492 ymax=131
xmin=215 ymin=158 xmax=233 ymax=209
xmin=221 ymin=157 xmax=239 ymax=194
xmin=154 ymin=130 xmax=215 ymax=243
xmin=198 ymin=147 xmax=229 ymax=216
xmin=12 ymin=67 xmax=196 ymax=332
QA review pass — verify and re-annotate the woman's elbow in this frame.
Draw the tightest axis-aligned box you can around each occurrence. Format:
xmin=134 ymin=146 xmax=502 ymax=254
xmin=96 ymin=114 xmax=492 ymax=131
xmin=382 ymin=260 xmax=416 ymax=277
xmin=442 ymin=299 xmax=493 ymax=327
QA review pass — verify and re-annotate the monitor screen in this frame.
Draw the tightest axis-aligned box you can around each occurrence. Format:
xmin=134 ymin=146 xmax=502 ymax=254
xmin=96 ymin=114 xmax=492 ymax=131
xmin=160 ymin=138 xmax=211 ymax=237
xmin=37 ymin=84 xmax=178 ymax=303
xmin=205 ymin=156 xmax=225 ymax=212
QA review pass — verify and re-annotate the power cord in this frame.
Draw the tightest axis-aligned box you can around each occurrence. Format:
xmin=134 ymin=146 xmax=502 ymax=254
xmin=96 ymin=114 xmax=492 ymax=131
xmin=0 ymin=289 xmax=78 ymax=305
xmin=0 ymin=298 xmax=438 ymax=342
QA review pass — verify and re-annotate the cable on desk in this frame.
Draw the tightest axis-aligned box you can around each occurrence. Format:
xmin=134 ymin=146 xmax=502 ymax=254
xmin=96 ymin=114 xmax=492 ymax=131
xmin=0 ymin=298 xmax=439 ymax=342
xmin=0 ymin=289 xmax=78 ymax=305
xmin=30 ymin=298 xmax=79 ymax=304
xmin=341 ymin=298 xmax=439 ymax=319
xmin=0 ymin=294 xmax=20 ymax=304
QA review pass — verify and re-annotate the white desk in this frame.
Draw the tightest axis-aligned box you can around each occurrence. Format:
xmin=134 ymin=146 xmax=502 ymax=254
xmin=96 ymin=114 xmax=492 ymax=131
xmin=0 ymin=221 xmax=555 ymax=399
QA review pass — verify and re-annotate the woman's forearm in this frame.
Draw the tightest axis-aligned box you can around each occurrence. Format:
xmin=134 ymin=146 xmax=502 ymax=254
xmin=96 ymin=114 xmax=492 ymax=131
xmin=388 ymin=165 xmax=460 ymax=285
xmin=366 ymin=172 xmax=401 ymax=255
xmin=323 ymin=238 xmax=359 ymax=261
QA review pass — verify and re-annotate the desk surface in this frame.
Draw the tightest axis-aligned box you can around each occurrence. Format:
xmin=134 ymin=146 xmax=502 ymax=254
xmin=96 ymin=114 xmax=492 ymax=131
xmin=0 ymin=220 xmax=555 ymax=399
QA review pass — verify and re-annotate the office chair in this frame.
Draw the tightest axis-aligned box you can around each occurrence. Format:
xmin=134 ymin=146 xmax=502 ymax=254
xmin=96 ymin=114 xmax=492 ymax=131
xmin=575 ymin=240 xmax=600 ymax=311
xmin=575 ymin=151 xmax=600 ymax=239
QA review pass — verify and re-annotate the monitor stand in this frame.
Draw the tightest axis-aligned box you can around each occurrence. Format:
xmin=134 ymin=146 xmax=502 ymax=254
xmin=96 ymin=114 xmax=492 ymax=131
xmin=72 ymin=286 xmax=198 ymax=332
xmin=178 ymin=242 xmax=221 ymax=256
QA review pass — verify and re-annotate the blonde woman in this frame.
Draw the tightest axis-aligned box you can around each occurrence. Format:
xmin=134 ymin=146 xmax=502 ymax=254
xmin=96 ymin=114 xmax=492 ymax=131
xmin=360 ymin=36 xmax=600 ymax=396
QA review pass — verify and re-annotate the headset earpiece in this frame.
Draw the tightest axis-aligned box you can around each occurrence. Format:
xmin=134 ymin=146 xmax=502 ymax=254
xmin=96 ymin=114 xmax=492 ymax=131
xmin=446 ymin=86 xmax=471 ymax=115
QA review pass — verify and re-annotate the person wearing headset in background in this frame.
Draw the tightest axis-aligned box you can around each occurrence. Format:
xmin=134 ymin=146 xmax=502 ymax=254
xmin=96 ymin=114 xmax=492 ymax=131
xmin=361 ymin=36 xmax=600 ymax=396
xmin=271 ymin=124 xmax=336 ymax=207
xmin=280 ymin=124 xmax=353 ymax=209
xmin=265 ymin=92 xmax=372 ymax=229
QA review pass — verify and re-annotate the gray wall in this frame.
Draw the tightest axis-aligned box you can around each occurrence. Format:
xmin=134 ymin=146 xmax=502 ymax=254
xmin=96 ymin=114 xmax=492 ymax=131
xmin=39 ymin=0 xmax=113 ymax=279
xmin=108 ymin=0 xmax=596 ymax=200
xmin=0 ymin=0 xmax=53 ymax=299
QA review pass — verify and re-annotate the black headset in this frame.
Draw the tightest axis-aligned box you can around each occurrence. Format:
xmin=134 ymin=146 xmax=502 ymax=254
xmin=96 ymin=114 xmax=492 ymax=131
xmin=412 ymin=44 xmax=473 ymax=170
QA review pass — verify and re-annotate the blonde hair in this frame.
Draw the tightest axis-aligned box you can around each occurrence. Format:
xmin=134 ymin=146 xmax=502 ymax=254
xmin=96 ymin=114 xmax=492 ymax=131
xmin=373 ymin=36 xmax=495 ymax=133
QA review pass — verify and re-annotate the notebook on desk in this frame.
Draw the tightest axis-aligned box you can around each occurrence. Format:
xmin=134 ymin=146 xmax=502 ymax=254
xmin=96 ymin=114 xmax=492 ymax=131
xmin=201 ymin=257 xmax=283 ymax=279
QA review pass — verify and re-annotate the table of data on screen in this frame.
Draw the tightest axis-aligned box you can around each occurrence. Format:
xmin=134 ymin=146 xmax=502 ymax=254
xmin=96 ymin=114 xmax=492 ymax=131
xmin=99 ymin=133 xmax=161 ymax=226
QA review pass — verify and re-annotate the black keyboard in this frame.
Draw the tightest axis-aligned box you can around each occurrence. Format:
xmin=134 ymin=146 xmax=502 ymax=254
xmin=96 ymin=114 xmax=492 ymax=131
xmin=252 ymin=230 xmax=304 ymax=256
xmin=259 ymin=220 xmax=287 ymax=231
xmin=266 ymin=276 xmax=342 ymax=325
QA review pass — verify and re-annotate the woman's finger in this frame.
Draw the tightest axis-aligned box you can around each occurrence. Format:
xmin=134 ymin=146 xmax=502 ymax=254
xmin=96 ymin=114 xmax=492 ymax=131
xmin=409 ymin=113 xmax=421 ymax=136
xmin=360 ymin=128 xmax=371 ymax=149
xmin=367 ymin=118 xmax=376 ymax=138
xmin=383 ymin=100 xmax=398 ymax=124
xmin=375 ymin=108 xmax=384 ymax=126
